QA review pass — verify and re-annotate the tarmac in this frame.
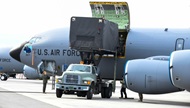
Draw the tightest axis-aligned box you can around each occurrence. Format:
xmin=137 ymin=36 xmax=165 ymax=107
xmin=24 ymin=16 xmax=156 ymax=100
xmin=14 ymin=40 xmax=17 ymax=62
xmin=0 ymin=78 xmax=190 ymax=108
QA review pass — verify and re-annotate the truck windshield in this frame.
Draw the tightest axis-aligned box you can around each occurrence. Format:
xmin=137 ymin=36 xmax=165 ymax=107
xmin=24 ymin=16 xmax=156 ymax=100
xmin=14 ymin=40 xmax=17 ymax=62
xmin=67 ymin=65 xmax=91 ymax=72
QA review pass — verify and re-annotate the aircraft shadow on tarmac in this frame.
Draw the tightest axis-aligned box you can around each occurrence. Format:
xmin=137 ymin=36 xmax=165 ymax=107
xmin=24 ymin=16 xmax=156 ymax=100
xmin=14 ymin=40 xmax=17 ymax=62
xmin=143 ymin=99 xmax=190 ymax=107
xmin=59 ymin=95 xmax=190 ymax=107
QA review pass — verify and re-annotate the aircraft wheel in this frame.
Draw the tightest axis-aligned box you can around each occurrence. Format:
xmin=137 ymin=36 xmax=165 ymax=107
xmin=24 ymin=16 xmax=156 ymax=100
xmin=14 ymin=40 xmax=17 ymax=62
xmin=56 ymin=89 xmax=63 ymax=98
xmin=1 ymin=75 xmax=8 ymax=81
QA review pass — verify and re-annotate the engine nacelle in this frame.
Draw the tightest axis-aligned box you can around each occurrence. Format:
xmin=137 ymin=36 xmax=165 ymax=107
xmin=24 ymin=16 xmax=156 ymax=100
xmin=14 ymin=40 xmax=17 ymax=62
xmin=124 ymin=59 xmax=182 ymax=94
xmin=170 ymin=50 xmax=190 ymax=91
xmin=23 ymin=65 xmax=42 ymax=79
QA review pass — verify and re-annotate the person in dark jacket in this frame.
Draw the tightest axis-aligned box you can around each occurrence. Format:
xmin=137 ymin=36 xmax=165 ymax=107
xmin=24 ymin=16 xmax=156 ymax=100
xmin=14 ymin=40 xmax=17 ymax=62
xmin=138 ymin=93 xmax=143 ymax=102
xmin=119 ymin=76 xmax=127 ymax=99
xmin=42 ymin=71 xmax=49 ymax=93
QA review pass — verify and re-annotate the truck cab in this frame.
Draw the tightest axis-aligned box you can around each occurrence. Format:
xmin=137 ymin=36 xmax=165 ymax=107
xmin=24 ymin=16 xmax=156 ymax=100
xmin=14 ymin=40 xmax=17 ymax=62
xmin=56 ymin=64 xmax=98 ymax=99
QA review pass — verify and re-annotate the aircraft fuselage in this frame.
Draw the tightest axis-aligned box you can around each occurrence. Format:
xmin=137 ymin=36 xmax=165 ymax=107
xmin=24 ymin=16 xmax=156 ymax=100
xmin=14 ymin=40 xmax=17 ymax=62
xmin=10 ymin=27 xmax=190 ymax=79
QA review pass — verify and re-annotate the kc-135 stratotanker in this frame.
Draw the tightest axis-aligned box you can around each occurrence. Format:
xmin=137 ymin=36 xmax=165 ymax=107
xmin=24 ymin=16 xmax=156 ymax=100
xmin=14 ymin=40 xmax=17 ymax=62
xmin=10 ymin=2 xmax=190 ymax=99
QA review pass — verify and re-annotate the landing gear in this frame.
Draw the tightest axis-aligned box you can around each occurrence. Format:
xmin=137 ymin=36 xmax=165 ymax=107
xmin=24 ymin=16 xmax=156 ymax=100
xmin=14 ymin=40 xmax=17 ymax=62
xmin=9 ymin=74 xmax=16 ymax=78
xmin=0 ymin=74 xmax=8 ymax=81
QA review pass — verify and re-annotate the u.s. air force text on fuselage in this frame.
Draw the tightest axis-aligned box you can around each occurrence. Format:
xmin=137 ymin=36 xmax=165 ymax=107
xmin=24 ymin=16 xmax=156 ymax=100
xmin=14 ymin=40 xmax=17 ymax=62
xmin=0 ymin=58 xmax=11 ymax=62
xmin=35 ymin=49 xmax=80 ymax=56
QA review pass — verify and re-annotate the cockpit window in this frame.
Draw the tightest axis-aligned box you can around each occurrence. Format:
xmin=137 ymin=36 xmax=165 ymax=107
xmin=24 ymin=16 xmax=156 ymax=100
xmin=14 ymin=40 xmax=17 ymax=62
xmin=29 ymin=37 xmax=36 ymax=44
xmin=29 ymin=37 xmax=41 ymax=44
xmin=35 ymin=37 xmax=41 ymax=43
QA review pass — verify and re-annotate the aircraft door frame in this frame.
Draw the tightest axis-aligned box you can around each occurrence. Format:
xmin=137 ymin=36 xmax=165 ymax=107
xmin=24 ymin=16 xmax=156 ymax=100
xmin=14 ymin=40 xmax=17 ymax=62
xmin=42 ymin=60 xmax=56 ymax=74
xmin=175 ymin=38 xmax=184 ymax=50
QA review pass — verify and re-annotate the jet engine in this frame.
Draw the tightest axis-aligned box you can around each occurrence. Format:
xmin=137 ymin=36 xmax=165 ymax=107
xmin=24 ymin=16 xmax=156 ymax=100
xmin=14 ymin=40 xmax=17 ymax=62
xmin=124 ymin=59 xmax=182 ymax=94
xmin=170 ymin=50 xmax=190 ymax=92
xmin=23 ymin=65 xmax=42 ymax=79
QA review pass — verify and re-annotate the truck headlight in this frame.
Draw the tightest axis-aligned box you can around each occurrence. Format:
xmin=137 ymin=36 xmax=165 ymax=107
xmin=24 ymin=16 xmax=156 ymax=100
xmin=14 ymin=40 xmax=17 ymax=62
xmin=56 ymin=78 xmax=62 ymax=83
xmin=83 ymin=80 xmax=91 ymax=85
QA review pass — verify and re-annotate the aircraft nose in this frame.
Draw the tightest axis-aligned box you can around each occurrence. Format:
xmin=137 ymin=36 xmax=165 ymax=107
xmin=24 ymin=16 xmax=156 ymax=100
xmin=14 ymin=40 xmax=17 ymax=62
xmin=9 ymin=42 xmax=28 ymax=62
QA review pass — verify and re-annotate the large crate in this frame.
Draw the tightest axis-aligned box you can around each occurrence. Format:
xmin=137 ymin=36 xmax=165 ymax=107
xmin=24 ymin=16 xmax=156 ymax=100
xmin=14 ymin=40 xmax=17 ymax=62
xmin=69 ymin=17 xmax=118 ymax=52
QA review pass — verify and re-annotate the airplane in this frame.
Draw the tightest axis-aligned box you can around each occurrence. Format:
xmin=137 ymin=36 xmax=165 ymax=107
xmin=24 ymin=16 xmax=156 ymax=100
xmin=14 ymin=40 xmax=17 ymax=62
xmin=10 ymin=27 xmax=81 ymax=76
xmin=0 ymin=46 xmax=42 ymax=81
xmin=0 ymin=46 xmax=24 ymax=81
xmin=9 ymin=1 xmax=190 ymax=97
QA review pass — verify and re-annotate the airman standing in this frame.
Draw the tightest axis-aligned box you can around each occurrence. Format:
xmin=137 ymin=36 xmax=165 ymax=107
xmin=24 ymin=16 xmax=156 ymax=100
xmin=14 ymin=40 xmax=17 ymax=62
xmin=42 ymin=71 xmax=49 ymax=93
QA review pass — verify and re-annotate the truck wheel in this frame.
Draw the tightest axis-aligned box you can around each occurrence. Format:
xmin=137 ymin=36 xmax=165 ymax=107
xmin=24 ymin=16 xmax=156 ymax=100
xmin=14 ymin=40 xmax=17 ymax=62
xmin=101 ymin=87 xmax=106 ymax=98
xmin=87 ymin=86 xmax=93 ymax=99
xmin=56 ymin=89 xmax=63 ymax=98
xmin=105 ymin=86 xmax=112 ymax=98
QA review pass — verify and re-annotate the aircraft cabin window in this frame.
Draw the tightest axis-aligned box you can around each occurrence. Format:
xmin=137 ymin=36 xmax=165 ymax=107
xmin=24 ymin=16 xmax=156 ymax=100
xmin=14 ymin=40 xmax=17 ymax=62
xmin=175 ymin=38 xmax=184 ymax=50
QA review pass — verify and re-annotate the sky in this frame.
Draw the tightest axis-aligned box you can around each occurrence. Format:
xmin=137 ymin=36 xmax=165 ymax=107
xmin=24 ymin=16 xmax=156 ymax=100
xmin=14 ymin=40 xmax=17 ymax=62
xmin=0 ymin=0 xmax=190 ymax=47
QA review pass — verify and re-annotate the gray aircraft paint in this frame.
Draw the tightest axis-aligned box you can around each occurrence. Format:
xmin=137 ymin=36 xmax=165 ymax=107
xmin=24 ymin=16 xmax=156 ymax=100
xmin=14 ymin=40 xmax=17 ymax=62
xmin=0 ymin=46 xmax=40 ymax=80
xmin=10 ymin=27 xmax=190 ymax=79
xmin=0 ymin=46 xmax=24 ymax=75
xmin=170 ymin=50 xmax=190 ymax=92
xmin=8 ymin=0 xmax=190 ymax=94
xmin=126 ymin=28 xmax=190 ymax=59
xmin=23 ymin=65 xmax=41 ymax=79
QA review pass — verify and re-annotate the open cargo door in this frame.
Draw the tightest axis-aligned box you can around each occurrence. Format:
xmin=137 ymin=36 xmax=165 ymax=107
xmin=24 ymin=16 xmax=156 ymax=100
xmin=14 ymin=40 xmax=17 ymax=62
xmin=89 ymin=1 xmax=130 ymax=31
xmin=89 ymin=2 xmax=130 ymax=58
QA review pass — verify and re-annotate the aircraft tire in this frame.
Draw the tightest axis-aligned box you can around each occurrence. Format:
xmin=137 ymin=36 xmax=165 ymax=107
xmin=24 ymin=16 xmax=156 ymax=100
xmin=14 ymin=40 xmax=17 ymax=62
xmin=56 ymin=89 xmax=63 ymax=98
xmin=1 ymin=75 xmax=8 ymax=81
